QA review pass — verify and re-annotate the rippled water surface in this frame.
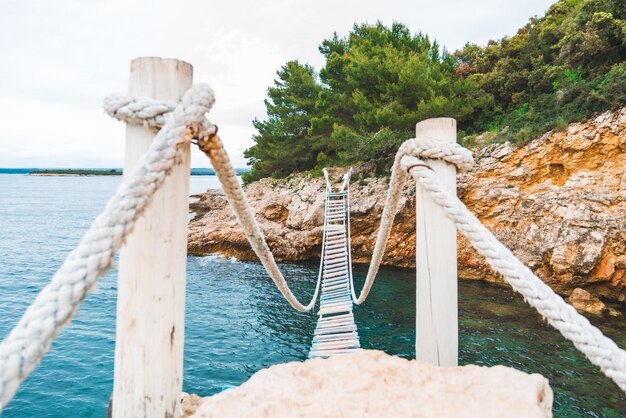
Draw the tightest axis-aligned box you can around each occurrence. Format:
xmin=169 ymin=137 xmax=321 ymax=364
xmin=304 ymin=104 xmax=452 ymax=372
xmin=1 ymin=174 xmax=625 ymax=417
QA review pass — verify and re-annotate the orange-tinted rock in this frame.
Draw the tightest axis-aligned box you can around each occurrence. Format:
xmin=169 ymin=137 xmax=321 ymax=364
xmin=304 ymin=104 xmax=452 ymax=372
xmin=188 ymin=107 xmax=626 ymax=303
xmin=569 ymin=288 xmax=606 ymax=315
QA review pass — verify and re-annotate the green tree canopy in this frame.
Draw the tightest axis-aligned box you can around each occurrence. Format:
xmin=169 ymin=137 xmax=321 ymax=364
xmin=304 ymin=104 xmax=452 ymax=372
xmin=243 ymin=61 xmax=323 ymax=181
xmin=310 ymin=22 xmax=492 ymax=165
xmin=244 ymin=1 xmax=625 ymax=183
xmin=244 ymin=22 xmax=491 ymax=182
xmin=455 ymin=0 xmax=626 ymax=141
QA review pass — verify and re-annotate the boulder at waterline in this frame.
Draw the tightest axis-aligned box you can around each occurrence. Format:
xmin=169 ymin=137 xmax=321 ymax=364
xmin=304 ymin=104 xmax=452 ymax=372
xmin=569 ymin=288 xmax=607 ymax=315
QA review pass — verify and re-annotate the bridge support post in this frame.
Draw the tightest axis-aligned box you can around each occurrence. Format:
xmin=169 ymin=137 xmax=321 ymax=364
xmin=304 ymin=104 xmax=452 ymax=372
xmin=112 ymin=57 xmax=192 ymax=418
xmin=414 ymin=118 xmax=458 ymax=367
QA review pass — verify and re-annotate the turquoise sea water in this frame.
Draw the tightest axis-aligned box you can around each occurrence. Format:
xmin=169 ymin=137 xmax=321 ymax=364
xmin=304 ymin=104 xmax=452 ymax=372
xmin=0 ymin=174 xmax=625 ymax=417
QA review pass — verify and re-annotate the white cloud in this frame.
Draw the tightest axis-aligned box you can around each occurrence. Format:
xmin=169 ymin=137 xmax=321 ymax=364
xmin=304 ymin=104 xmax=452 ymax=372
xmin=0 ymin=0 xmax=555 ymax=168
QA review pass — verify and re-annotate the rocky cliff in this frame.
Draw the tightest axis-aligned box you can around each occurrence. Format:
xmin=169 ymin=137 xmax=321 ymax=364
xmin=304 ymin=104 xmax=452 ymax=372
xmin=188 ymin=107 xmax=626 ymax=303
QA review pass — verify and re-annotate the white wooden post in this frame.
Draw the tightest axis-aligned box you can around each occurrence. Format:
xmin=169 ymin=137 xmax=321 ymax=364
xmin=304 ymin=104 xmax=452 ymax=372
xmin=414 ymin=118 xmax=458 ymax=367
xmin=112 ymin=57 xmax=192 ymax=418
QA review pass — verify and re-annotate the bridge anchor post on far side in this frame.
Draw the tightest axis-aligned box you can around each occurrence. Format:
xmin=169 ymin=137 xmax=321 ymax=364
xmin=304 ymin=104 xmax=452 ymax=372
xmin=414 ymin=118 xmax=458 ymax=367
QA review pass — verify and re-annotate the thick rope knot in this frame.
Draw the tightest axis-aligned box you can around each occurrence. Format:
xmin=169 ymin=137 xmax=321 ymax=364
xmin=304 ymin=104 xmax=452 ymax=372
xmin=0 ymin=83 xmax=217 ymax=412
xmin=103 ymin=95 xmax=175 ymax=129
xmin=354 ymin=135 xmax=473 ymax=305
xmin=398 ymin=136 xmax=474 ymax=172
xmin=104 ymin=83 xmax=216 ymax=132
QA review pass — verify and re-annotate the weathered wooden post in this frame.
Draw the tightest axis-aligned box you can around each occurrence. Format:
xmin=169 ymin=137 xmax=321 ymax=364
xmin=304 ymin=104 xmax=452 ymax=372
xmin=112 ymin=57 xmax=192 ymax=418
xmin=414 ymin=118 xmax=458 ymax=367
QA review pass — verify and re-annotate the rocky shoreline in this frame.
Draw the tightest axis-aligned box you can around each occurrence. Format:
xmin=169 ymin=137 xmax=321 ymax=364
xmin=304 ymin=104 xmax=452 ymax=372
xmin=188 ymin=107 xmax=626 ymax=304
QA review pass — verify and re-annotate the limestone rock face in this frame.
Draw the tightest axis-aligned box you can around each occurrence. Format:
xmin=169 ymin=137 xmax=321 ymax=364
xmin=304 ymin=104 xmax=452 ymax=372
xmin=569 ymin=288 xmax=607 ymax=315
xmin=189 ymin=350 xmax=553 ymax=418
xmin=457 ymin=107 xmax=626 ymax=302
xmin=188 ymin=168 xmax=415 ymax=266
xmin=188 ymin=107 xmax=626 ymax=302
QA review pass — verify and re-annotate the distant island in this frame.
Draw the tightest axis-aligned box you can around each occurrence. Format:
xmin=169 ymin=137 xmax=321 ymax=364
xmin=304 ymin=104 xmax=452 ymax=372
xmin=0 ymin=168 xmax=250 ymax=176
xmin=29 ymin=169 xmax=122 ymax=176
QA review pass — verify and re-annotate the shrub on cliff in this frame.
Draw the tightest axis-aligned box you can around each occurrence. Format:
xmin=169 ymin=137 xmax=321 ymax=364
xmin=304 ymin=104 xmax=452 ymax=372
xmin=455 ymin=0 xmax=626 ymax=143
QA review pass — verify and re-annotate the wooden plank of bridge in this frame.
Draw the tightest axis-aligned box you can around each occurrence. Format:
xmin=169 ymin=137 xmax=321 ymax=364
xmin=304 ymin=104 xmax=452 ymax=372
xmin=414 ymin=118 xmax=458 ymax=367
xmin=112 ymin=57 xmax=192 ymax=418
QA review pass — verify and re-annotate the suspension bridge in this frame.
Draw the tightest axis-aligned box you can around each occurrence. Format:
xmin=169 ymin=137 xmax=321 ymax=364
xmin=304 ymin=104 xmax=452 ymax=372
xmin=310 ymin=169 xmax=361 ymax=358
xmin=1 ymin=57 xmax=625 ymax=417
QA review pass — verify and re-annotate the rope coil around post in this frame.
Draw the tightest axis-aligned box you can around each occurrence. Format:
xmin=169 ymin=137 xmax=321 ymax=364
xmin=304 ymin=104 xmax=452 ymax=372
xmin=108 ymin=93 xmax=325 ymax=313
xmin=0 ymin=84 xmax=216 ymax=412
xmin=350 ymin=137 xmax=473 ymax=305
xmin=399 ymin=151 xmax=626 ymax=393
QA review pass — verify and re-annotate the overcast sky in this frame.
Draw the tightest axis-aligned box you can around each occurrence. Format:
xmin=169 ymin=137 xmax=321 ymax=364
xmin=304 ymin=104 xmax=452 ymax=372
xmin=0 ymin=0 xmax=555 ymax=168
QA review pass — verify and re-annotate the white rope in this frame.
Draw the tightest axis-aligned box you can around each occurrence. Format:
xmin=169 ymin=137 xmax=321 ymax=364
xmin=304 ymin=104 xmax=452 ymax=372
xmin=322 ymin=168 xmax=333 ymax=192
xmin=338 ymin=167 xmax=352 ymax=193
xmin=103 ymin=94 xmax=176 ymax=129
xmin=0 ymin=84 xmax=216 ymax=411
xmin=105 ymin=93 xmax=324 ymax=313
xmin=195 ymin=133 xmax=322 ymax=312
xmin=345 ymin=174 xmax=358 ymax=304
xmin=399 ymin=153 xmax=626 ymax=393
xmin=351 ymin=137 xmax=474 ymax=304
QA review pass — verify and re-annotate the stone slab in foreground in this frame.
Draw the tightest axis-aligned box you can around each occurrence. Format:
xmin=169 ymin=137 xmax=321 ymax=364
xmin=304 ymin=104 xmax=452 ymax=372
xmin=186 ymin=350 xmax=552 ymax=418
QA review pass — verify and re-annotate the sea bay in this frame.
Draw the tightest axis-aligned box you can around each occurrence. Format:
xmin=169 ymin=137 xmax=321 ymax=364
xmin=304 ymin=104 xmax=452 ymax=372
xmin=0 ymin=174 xmax=625 ymax=417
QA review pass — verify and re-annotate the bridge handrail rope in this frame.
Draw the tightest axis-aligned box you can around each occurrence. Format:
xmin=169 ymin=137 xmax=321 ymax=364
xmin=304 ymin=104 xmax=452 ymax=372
xmin=344 ymin=173 xmax=358 ymax=304
xmin=338 ymin=167 xmax=352 ymax=193
xmin=2 ymin=82 xmax=626 ymax=413
xmin=109 ymin=93 xmax=325 ymax=315
xmin=0 ymin=84 xmax=216 ymax=410
xmin=322 ymin=168 xmax=333 ymax=192
xmin=194 ymin=132 xmax=323 ymax=313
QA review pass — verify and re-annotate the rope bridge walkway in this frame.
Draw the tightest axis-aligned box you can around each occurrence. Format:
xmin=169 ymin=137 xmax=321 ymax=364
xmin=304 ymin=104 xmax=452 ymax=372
xmin=1 ymin=71 xmax=626 ymax=413
xmin=310 ymin=171 xmax=361 ymax=358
